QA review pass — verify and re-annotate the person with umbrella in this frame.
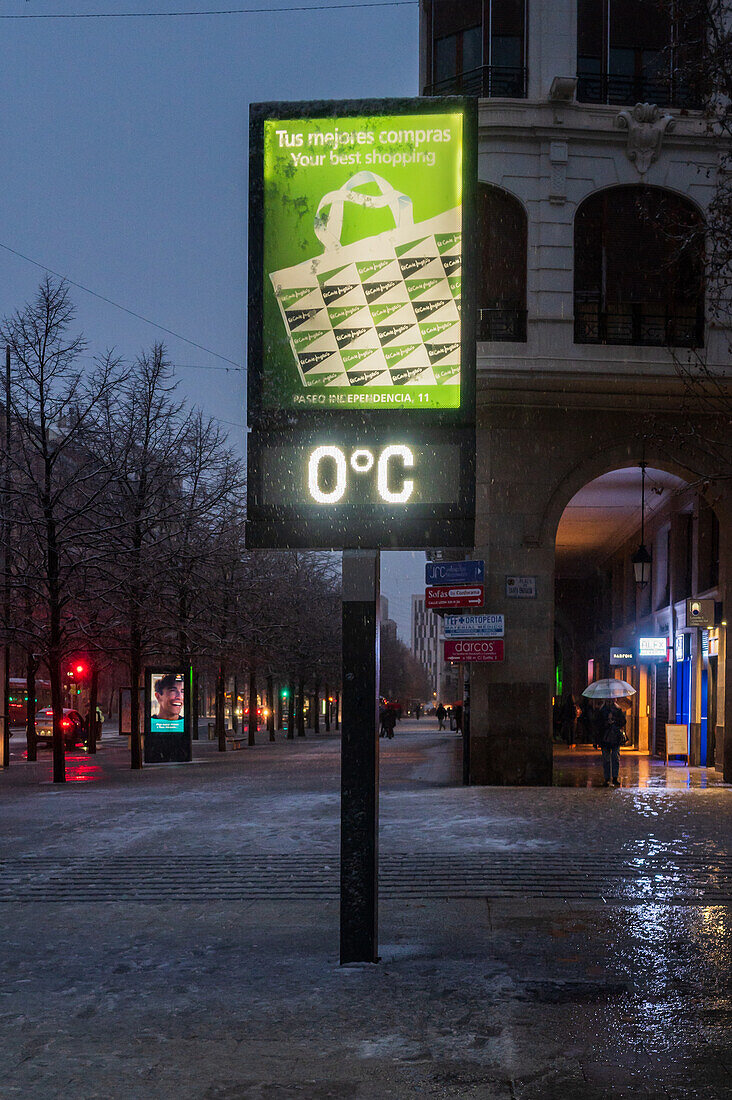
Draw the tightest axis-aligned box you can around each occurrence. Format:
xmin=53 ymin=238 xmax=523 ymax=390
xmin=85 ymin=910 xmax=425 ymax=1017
xmin=582 ymin=679 xmax=634 ymax=788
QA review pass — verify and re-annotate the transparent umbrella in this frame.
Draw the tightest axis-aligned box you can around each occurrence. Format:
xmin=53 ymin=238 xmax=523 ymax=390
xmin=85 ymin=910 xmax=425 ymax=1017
xmin=582 ymin=679 xmax=636 ymax=699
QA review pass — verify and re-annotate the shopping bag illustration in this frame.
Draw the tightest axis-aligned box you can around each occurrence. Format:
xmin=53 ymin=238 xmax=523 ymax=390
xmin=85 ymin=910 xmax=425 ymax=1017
xmin=270 ymin=171 xmax=461 ymax=389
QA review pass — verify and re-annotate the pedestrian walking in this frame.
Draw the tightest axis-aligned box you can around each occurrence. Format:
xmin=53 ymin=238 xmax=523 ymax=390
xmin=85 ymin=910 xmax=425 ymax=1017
xmin=379 ymin=705 xmax=388 ymax=738
xmin=382 ymin=708 xmax=396 ymax=740
xmin=436 ymin=703 xmax=447 ymax=730
xmin=594 ymin=700 xmax=626 ymax=787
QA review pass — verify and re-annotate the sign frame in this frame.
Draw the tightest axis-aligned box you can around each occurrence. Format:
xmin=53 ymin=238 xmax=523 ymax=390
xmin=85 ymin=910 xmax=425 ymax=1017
xmin=505 ymin=575 xmax=537 ymax=599
xmin=246 ymin=96 xmax=478 ymax=550
xmin=426 ymin=559 xmax=484 ymax=586
xmin=425 ymin=584 xmax=484 ymax=609
xmin=638 ymin=637 xmax=668 ymax=661
xmin=444 ymin=613 xmax=504 ymax=638
xmin=445 ymin=638 xmax=504 ymax=662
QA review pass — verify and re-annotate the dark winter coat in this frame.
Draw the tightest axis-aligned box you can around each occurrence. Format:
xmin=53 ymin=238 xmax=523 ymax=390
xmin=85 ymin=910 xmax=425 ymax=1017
xmin=598 ymin=702 xmax=626 ymax=749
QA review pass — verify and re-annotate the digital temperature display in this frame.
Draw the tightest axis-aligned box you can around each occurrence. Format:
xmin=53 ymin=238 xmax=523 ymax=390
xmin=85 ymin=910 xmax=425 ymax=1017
xmin=246 ymin=429 xmax=473 ymax=548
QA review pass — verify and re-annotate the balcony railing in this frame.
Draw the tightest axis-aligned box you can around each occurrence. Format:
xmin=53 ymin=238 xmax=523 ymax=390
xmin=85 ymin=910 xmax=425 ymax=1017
xmin=425 ymin=65 xmax=527 ymax=99
xmin=574 ymin=298 xmax=704 ymax=348
xmin=477 ymin=302 xmax=527 ymax=342
xmin=576 ymin=71 xmax=702 ymax=109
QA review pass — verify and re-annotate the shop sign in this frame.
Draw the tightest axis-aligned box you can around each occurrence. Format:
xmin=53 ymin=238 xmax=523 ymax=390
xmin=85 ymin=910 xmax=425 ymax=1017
xmin=638 ymin=636 xmax=668 ymax=660
xmin=686 ymin=598 xmax=715 ymax=629
xmin=665 ymin=723 xmax=689 ymax=761
xmin=675 ymin=633 xmax=690 ymax=661
xmin=443 ymin=612 xmax=503 ymax=638
xmin=505 ymin=575 xmax=536 ymax=598
xmin=610 ymin=646 xmax=634 ymax=665
xmin=426 ymin=584 xmax=483 ymax=609
xmin=444 ymin=638 xmax=504 ymax=662
xmin=709 ymin=634 xmax=719 ymax=658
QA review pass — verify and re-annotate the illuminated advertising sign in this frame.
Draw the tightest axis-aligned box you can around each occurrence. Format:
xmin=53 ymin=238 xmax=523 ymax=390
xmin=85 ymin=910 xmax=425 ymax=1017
xmin=247 ymin=98 xmax=477 ymax=549
xmin=144 ymin=668 xmax=191 ymax=764
xmin=638 ymin=637 xmax=668 ymax=660
xmin=610 ymin=646 xmax=634 ymax=665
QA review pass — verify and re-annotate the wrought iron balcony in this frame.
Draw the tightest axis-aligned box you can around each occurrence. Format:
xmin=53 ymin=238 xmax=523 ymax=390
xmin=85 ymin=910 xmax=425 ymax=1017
xmin=424 ymin=65 xmax=527 ymax=99
xmin=576 ymin=71 xmax=702 ymax=109
xmin=477 ymin=302 xmax=527 ymax=342
xmin=574 ymin=298 xmax=704 ymax=348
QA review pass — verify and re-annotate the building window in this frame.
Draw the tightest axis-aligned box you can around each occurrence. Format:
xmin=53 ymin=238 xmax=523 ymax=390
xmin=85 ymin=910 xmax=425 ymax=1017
xmin=574 ymin=186 xmax=704 ymax=348
xmin=424 ymin=0 xmax=527 ymax=98
xmin=577 ymin=0 xmax=703 ymax=108
xmin=477 ymin=184 xmax=527 ymax=341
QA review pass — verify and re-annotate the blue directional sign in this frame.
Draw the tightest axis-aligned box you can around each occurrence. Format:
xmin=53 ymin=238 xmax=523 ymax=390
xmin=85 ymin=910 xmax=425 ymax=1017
xmin=426 ymin=559 xmax=484 ymax=586
xmin=444 ymin=613 xmax=504 ymax=638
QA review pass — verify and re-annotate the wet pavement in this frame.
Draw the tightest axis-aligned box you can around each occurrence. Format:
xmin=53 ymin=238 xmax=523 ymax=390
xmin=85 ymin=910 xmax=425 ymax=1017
xmin=2 ymin=721 xmax=732 ymax=1098
xmin=553 ymin=745 xmax=729 ymax=790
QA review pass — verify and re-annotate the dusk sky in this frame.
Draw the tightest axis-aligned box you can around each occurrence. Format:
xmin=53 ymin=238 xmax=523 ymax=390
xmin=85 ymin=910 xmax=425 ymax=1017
xmin=1 ymin=0 xmax=424 ymax=640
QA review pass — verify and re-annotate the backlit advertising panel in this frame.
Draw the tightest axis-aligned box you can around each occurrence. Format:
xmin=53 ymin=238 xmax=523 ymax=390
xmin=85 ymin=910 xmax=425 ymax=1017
xmin=247 ymin=97 xmax=477 ymax=549
xmin=144 ymin=668 xmax=192 ymax=764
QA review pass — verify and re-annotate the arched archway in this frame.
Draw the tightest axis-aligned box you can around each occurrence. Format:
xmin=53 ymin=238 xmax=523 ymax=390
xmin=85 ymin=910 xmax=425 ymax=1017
xmin=477 ymin=183 xmax=527 ymax=340
xmin=551 ymin=462 xmax=725 ymax=785
xmin=574 ymin=184 xmax=705 ymax=348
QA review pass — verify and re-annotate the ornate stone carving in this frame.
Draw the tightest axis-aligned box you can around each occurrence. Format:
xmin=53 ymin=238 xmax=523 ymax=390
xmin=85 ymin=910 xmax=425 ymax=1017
xmin=615 ymin=103 xmax=675 ymax=175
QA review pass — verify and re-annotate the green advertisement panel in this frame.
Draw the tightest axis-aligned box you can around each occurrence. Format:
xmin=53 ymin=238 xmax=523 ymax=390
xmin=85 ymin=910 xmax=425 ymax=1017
xmin=260 ymin=109 xmax=465 ymax=411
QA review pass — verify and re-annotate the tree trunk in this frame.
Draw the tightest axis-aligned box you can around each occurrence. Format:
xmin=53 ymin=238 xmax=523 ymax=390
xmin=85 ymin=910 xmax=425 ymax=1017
xmin=49 ymin=648 xmax=65 ymax=784
xmin=216 ymin=664 xmax=227 ymax=751
xmin=129 ymin=639 xmax=142 ymax=769
xmin=297 ymin=677 xmax=306 ymax=738
xmin=277 ymin=684 xmax=284 ymax=732
xmin=312 ymin=680 xmax=320 ymax=735
xmin=87 ymin=663 xmax=99 ymax=754
xmin=231 ymin=674 xmax=239 ymax=735
xmin=248 ymin=665 xmax=257 ymax=747
xmin=324 ymin=684 xmax=331 ymax=732
xmin=25 ymin=653 xmax=37 ymax=762
xmin=335 ymin=691 xmax=340 ymax=730
xmin=192 ymin=666 xmax=199 ymax=741
xmin=266 ymin=675 xmax=275 ymax=741
xmin=287 ymin=681 xmax=295 ymax=739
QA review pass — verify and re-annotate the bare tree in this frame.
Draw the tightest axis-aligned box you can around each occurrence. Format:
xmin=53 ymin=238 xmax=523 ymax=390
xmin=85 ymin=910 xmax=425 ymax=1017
xmin=1 ymin=278 xmax=123 ymax=782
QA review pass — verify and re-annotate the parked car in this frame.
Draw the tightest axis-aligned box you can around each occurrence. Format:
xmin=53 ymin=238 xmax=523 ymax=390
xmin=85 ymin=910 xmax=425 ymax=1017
xmin=34 ymin=708 xmax=84 ymax=748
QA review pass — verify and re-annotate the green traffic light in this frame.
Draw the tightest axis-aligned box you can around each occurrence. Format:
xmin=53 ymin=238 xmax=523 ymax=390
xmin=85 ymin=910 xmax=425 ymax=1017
xmin=281 ymin=690 xmax=288 ymax=699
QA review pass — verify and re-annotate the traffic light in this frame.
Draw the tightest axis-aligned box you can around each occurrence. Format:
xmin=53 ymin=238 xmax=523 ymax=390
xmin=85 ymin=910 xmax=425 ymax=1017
xmin=281 ymin=689 xmax=289 ymax=699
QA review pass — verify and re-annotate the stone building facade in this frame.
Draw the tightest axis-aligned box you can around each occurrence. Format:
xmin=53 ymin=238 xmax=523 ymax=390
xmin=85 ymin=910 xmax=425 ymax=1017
xmin=419 ymin=0 xmax=731 ymax=783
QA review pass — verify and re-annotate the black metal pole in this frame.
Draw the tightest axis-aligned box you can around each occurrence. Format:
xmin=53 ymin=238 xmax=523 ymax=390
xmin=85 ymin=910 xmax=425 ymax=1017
xmin=340 ymin=549 xmax=380 ymax=965
xmin=462 ymin=664 xmax=471 ymax=786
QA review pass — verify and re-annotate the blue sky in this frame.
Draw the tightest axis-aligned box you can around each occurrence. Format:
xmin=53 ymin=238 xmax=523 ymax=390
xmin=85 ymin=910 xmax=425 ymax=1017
xmin=0 ymin=0 xmax=426 ymax=639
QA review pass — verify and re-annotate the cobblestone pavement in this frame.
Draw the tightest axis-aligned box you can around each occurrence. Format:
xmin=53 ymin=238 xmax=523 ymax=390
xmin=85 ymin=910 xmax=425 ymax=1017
xmin=2 ymin=721 xmax=732 ymax=1099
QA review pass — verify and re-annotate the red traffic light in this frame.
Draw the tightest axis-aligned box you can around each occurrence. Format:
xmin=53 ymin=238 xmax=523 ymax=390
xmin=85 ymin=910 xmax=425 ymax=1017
xmin=68 ymin=659 xmax=90 ymax=680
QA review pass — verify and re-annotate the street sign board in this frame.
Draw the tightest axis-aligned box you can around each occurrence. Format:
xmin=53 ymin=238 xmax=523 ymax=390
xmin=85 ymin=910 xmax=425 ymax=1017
xmin=425 ymin=584 xmax=484 ymax=609
xmin=506 ymin=575 xmax=536 ymax=598
xmin=445 ymin=638 xmax=504 ymax=662
xmin=246 ymin=97 xmax=478 ymax=550
xmin=610 ymin=646 xmax=634 ymax=665
xmin=686 ymin=598 xmax=715 ymax=629
xmin=426 ymin=559 xmax=484 ymax=586
xmin=444 ymin=612 xmax=503 ymax=638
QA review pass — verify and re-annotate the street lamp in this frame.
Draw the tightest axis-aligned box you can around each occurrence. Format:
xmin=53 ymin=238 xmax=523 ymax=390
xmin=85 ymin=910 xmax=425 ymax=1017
xmin=632 ymin=463 xmax=652 ymax=588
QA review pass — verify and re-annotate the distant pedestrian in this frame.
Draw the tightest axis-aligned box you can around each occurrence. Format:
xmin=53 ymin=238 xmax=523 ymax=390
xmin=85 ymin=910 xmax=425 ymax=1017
xmin=415 ymin=703 xmax=421 ymax=720
xmin=436 ymin=703 xmax=446 ymax=730
xmin=595 ymin=701 xmax=626 ymax=787
xmin=382 ymin=708 xmax=396 ymax=740
xmin=379 ymin=706 xmax=388 ymax=738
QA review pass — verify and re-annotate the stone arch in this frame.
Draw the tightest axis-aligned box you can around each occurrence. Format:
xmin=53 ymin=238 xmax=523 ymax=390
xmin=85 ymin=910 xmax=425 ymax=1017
xmin=538 ymin=443 xmax=727 ymax=553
